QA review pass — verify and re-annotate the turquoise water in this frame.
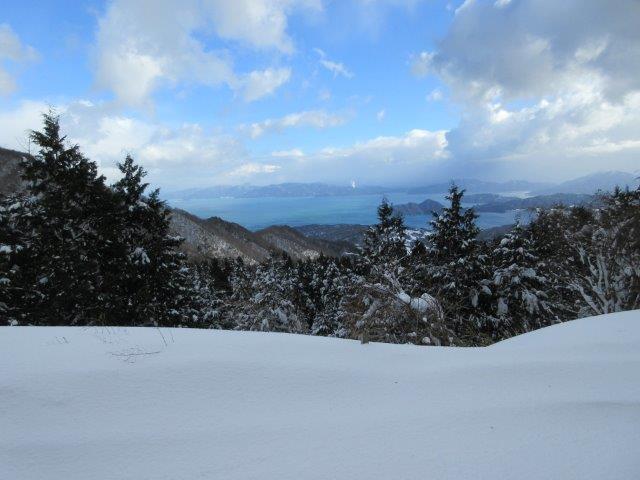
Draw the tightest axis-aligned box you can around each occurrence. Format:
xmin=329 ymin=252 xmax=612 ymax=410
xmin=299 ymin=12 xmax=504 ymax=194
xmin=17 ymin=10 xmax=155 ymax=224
xmin=167 ymin=193 xmax=526 ymax=231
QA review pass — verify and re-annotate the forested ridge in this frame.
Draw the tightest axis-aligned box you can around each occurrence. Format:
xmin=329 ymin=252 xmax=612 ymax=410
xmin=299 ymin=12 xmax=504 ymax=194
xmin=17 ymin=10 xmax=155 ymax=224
xmin=1 ymin=115 xmax=638 ymax=346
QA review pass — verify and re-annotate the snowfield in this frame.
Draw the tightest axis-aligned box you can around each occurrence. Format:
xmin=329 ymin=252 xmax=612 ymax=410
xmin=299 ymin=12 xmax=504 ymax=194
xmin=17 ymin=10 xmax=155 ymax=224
xmin=2 ymin=312 xmax=640 ymax=480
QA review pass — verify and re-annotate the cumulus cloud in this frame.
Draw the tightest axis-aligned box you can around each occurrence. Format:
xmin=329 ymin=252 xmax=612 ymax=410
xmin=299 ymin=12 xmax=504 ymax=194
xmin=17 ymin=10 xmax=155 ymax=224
xmin=417 ymin=0 xmax=640 ymax=103
xmin=94 ymin=0 xmax=316 ymax=106
xmin=0 ymin=24 xmax=38 ymax=95
xmin=412 ymin=0 xmax=640 ymax=179
xmin=245 ymin=110 xmax=349 ymax=138
xmin=289 ymin=128 xmax=450 ymax=184
xmin=203 ymin=0 xmax=321 ymax=53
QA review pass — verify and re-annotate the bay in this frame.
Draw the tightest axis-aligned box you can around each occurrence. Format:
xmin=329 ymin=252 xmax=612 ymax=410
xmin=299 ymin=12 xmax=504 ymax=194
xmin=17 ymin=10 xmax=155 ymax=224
xmin=167 ymin=192 xmax=527 ymax=231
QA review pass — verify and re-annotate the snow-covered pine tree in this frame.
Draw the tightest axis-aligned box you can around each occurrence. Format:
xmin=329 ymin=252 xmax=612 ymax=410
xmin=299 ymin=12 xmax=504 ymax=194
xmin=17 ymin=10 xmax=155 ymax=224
xmin=487 ymin=223 xmax=559 ymax=338
xmin=181 ymin=259 xmax=228 ymax=328
xmin=309 ymin=257 xmax=350 ymax=337
xmin=110 ymin=156 xmax=192 ymax=326
xmin=1 ymin=114 xmax=195 ymax=326
xmin=361 ymin=197 xmax=406 ymax=265
xmin=0 ymin=192 xmax=31 ymax=323
xmin=562 ymin=188 xmax=640 ymax=316
xmin=234 ymin=253 xmax=305 ymax=333
xmin=7 ymin=112 xmax=112 ymax=324
xmin=429 ymin=184 xmax=479 ymax=259
xmin=419 ymin=184 xmax=486 ymax=343
xmin=339 ymin=198 xmax=445 ymax=345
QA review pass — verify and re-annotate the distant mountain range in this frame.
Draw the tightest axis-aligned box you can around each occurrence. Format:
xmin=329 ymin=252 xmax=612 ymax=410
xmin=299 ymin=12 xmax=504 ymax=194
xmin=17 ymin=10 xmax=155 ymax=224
xmin=532 ymin=171 xmax=639 ymax=195
xmin=169 ymin=171 xmax=638 ymax=200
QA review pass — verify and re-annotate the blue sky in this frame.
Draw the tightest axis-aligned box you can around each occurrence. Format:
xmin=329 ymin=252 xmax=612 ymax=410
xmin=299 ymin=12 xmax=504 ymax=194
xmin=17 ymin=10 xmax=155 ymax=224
xmin=1 ymin=0 xmax=639 ymax=189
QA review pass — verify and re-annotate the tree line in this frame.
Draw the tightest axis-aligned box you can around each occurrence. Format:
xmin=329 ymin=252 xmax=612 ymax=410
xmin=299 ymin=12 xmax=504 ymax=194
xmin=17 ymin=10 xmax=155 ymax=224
xmin=1 ymin=114 xmax=638 ymax=345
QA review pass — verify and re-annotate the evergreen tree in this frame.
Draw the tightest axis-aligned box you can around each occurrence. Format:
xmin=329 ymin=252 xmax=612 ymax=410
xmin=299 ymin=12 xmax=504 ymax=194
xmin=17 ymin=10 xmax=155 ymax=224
xmin=486 ymin=223 xmax=558 ymax=338
xmin=7 ymin=112 xmax=111 ymax=324
xmin=429 ymin=185 xmax=479 ymax=259
xmin=84 ymin=153 xmax=194 ymax=325
xmin=0 ymin=194 xmax=31 ymax=323
xmin=309 ymin=258 xmax=350 ymax=337
xmin=561 ymin=188 xmax=640 ymax=315
xmin=362 ymin=197 xmax=407 ymax=264
xmin=235 ymin=254 xmax=305 ymax=333
xmin=0 ymin=113 xmax=194 ymax=326
xmin=419 ymin=184 xmax=486 ymax=343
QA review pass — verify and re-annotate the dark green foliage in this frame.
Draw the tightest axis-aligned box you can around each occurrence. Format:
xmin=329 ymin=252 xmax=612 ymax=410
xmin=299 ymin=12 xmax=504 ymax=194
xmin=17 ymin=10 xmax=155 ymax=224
xmin=0 ymin=113 xmax=191 ymax=325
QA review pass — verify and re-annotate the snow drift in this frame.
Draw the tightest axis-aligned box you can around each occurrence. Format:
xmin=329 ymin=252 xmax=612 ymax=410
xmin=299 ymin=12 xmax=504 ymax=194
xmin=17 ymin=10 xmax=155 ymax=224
xmin=2 ymin=311 xmax=640 ymax=479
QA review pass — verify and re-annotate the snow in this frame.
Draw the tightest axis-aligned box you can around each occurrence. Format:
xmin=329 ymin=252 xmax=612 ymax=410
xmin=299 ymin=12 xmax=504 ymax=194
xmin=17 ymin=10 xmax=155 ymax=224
xmin=2 ymin=311 xmax=640 ymax=480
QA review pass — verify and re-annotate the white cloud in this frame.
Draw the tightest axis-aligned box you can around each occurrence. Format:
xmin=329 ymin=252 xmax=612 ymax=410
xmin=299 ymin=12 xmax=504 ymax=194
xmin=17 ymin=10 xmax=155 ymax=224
xmin=315 ymin=48 xmax=354 ymax=78
xmin=0 ymin=24 xmax=38 ymax=62
xmin=285 ymin=128 xmax=450 ymax=184
xmin=410 ymin=51 xmax=434 ymax=77
xmin=0 ymin=24 xmax=38 ymax=96
xmin=416 ymin=0 xmax=640 ymax=103
xmin=245 ymin=110 xmax=349 ymax=138
xmin=271 ymin=148 xmax=305 ymax=157
xmin=227 ymin=163 xmax=281 ymax=177
xmin=412 ymin=0 xmax=640 ymax=180
xmin=239 ymin=68 xmax=291 ymax=102
xmin=320 ymin=129 xmax=448 ymax=160
xmin=204 ymin=0 xmax=321 ymax=53
xmin=0 ymin=100 xmax=48 ymax=150
xmin=376 ymin=109 xmax=385 ymax=121
xmin=94 ymin=0 xmax=314 ymax=106
xmin=0 ymin=100 xmax=251 ymax=187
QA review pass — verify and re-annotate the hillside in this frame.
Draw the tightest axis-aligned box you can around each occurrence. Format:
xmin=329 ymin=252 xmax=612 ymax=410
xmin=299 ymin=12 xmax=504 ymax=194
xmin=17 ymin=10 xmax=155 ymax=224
xmin=255 ymin=225 xmax=356 ymax=258
xmin=0 ymin=147 xmax=28 ymax=195
xmin=170 ymin=209 xmax=351 ymax=263
xmin=295 ymin=223 xmax=370 ymax=245
xmin=2 ymin=310 xmax=639 ymax=479
xmin=170 ymin=209 xmax=273 ymax=263
xmin=392 ymin=198 xmax=444 ymax=216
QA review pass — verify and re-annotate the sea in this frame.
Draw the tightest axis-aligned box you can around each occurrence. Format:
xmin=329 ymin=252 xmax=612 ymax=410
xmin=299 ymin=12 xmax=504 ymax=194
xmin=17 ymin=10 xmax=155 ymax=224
xmin=167 ymin=192 xmax=531 ymax=231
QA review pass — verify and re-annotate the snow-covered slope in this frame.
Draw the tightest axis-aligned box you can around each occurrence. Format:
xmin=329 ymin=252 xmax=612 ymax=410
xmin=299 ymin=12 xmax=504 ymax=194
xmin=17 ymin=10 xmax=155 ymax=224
xmin=2 ymin=311 xmax=639 ymax=480
xmin=171 ymin=209 xmax=351 ymax=263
